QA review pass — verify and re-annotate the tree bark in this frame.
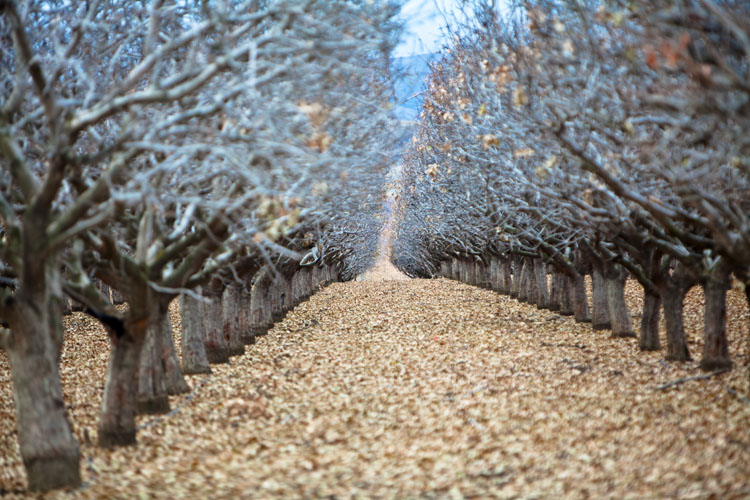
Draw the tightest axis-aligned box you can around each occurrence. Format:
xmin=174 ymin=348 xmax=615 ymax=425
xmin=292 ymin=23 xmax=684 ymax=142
xmin=222 ymin=285 xmax=245 ymax=357
xmin=500 ymin=258 xmax=512 ymax=294
xmin=250 ymin=266 xmax=273 ymax=338
xmin=451 ymin=258 xmax=461 ymax=281
xmin=179 ymin=292 xmax=212 ymax=375
xmin=238 ymin=284 xmax=254 ymax=345
xmin=701 ymin=258 xmax=732 ymax=371
xmin=640 ymin=291 xmax=661 ymax=351
xmin=572 ymin=272 xmax=590 ymax=323
xmin=162 ymin=313 xmax=190 ymax=395
xmin=461 ymin=260 xmax=471 ymax=284
xmin=4 ymin=279 xmax=81 ymax=490
xmin=518 ymin=259 xmax=530 ymax=302
xmin=661 ymin=264 xmax=694 ymax=362
xmin=534 ymin=258 xmax=549 ymax=309
xmin=441 ymin=260 xmax=451 ymax=278
xmin=270 ymin=275 xmax=289 ymax=323
xmin=202 ymin=292 xmax=230 ymax=363
xmin=510 ymin=256 xmax=522 ymax=298
xmin=111 ymin=288 xmax=125 ymax=305
xmin=99 ymin=304 xmax=151 ymax=447
xmin=590 ymin=260 xmax=611 ymax=330
xmin=548 ymin=270 xmax=561 ymax=312
xmin=489 ymin=259 xmax=499 ymax=291
xmin=605 ymin=264 xmax=635 ymax=338
xmin=137 ymin=312 xmax=170 ymax=415
xmin=559 ymin=273 xmax=574 ymax=316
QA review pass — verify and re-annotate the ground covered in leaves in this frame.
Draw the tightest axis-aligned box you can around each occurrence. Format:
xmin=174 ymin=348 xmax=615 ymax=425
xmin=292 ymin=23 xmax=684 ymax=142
xmin=1 ymin=277 xmax=749 ymax=499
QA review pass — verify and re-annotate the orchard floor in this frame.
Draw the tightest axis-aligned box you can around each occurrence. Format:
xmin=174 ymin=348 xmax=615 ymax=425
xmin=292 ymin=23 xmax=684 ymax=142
xmin=1 ymin=278 xmax=750 ymax=499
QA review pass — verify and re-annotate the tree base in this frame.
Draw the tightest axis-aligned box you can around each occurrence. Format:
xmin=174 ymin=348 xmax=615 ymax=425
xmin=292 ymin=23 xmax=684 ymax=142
xmin=182 ymin=364 xmax=212 ymax=375
xmin=242 ymin=333 xmax=256 ymax=345
xmin=166 ymin=379 xmax=191 ymax=396
xmin=665 ymin=352 xmax=692 ymax=362
xmin=98 ymin=428 xmax=136 ymax=448
xmin=137 ymin=395 xmax=170 ymax=415
xmin=639 ymin=342 xmax=660 ymax=351
xmin=559 ymin=311 xmax=574 ymax=317
xmin=611 ymin=330 xmax=637 ymax=338
xmin=592 ymin=322 xmax=611 ymax=331
xmin=205 ymin=348 xmax=230 ymax=364
xmin=252 ymin=325 xmax=271 ymax=338
xmin=228 ymin=346 xmax=245 ymax=357
xmin=26 ymin=455 xmax=81 ymax=492
xmin=700 ymin=357 xmax=733 ymax=372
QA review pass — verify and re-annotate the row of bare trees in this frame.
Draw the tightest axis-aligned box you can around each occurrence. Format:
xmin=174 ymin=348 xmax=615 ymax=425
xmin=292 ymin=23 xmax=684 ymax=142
xmin=0 ymin=0 xmax=401 ymax=491
xmin=392 ymin=0 xmax=749 ymax=377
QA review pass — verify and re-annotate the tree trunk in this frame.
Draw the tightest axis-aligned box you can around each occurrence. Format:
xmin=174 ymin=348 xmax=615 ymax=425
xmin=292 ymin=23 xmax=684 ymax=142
xmin=250 ymin=266 xmax=273 ymax=338
xmin=441 ymin=260 xmax=451 ymax=278
xmin=137 ymin=312 xmax=170 ymax=415
xmin=111 ymin=288 xmax=125 ymax=305
xmin=4 ymin=284 xmax=81 ymax=490
xmin=508 ymin=256 xmax=518 ymax=297
xmin=451 ymin=258 xmax=461 ymax=281
xmin=517 ymin=259 xmax=530 ymax=302
xmin=548 ymin=270 xmax=561 ymax=311
xmin=661 ymin=268 xmax=693 ymax=362
xmin=222 ymin=285 xmax=245 ymax=357
xmin=500 ymin=259 xmax=512 ymax=294
xmin=461 ymin=260 xmax=474 ymax=285
xmin=99 ymin=307 xmax=151 ymax=447
xmin=559 ymin=273 xmax=574 ymax=316
xmin=701 ymin=259 xmax=732 ymax=371
xmin=239 ymin=284 xmax=254 ymax=345
xmin=202 ymin=293 xmax=230 ymax=363
xmin=640 ymin=291 xmax=661 ymax=351
xmin=179 ymin=293 xmax=212 ymax=375
xmin=146 ymin=299 xmax=191 ymax=395
xmin=605 ymin=265 xmax=635 ymax=338
xmin=534 ymin=258 xmax=549 ymax=309
xmin=270 ymin=276 xmax=288 ymax=323
xmin=489 ymin=259 xmax=499 ymax=291
xmin=572 ymin=272 xmax=590 ymax=323
xmin=475 ymin=261 xmax=488 ymax=288
xmin=590 ymin=261 xmax=611 ymax=330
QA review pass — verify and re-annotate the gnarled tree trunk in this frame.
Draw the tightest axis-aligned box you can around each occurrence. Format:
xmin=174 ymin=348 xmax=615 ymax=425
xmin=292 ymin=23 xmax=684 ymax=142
xmin=250 ymin=266 xmax=273 ymax=338
xmin=661 ymin=263 xmax=695 ymax=362
xmin=3 ymin=262 xmax=81 ymax=490
xmin=137 ymin=309 xmax=170 ymax=415
xmin=605 ymin=264 xmax=635 ymax=338
xmin=202 ymin=291 xmax=229 ymax=363
xmin=239 ymin=285 xmax=254 ymax=345
xmin=701 ymin=258 xmax=732 ymax=371
xmin=518 ymin=259 xmax=530 ymax=302
xmin=222 ymin=284 xmax=245 ymax=357
xmin=590 ymin=260 xmax=611 ymax=330
xmin=441 ymin=260 xmax=451 ymax=278
xmin=534 ymin=258 xmax=549 ymax=309
xmin=180 ymin=292 xmax=212 ymax=375
xmin=510 ymin=256 xmax=522 ymax=298
xmin=571 ymin=272 xmax=590 ymax=323
xmin=99 ymin=290 xmax=153 ymax=447
xmin=640 ymin=291 xmax=661 ymax=351
xmin=559 ymin=273 xmax=574 ymax=316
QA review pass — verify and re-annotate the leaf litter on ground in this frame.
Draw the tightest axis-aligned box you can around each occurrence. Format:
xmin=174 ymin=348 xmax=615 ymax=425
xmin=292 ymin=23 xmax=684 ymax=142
xmin=1 ymin=275 xmax=749 ymax=499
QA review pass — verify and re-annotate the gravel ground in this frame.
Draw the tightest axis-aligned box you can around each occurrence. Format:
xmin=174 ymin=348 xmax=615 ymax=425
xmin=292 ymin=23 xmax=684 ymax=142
xmin=1 ymin=276 xmax=749 ymax=499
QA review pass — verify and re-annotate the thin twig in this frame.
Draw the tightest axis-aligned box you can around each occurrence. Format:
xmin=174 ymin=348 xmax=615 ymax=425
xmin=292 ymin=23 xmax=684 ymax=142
xmin=653 ymin=368 xmax=730 ymax=390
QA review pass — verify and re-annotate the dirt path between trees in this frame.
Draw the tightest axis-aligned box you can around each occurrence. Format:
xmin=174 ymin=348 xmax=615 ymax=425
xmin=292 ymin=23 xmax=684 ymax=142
xmin=1 ymin=278 xmax=749 ymax=499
